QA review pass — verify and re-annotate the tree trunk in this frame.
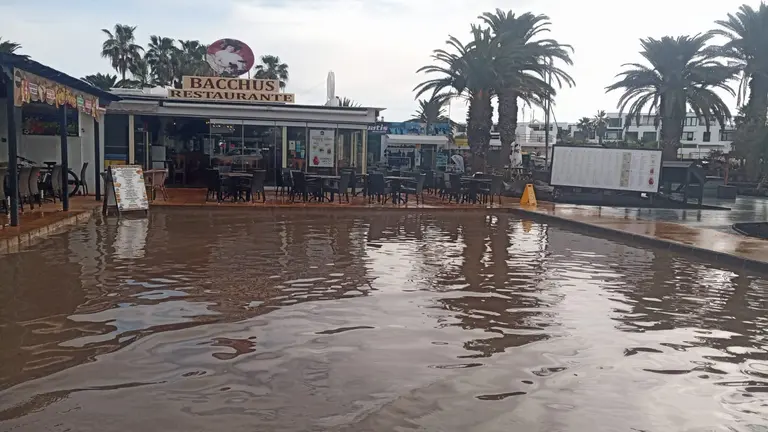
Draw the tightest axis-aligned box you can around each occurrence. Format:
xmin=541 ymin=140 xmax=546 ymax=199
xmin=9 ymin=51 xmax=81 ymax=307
xmin=660 ymin=115 xmax=683 ymax=161
xmin=497 ymin=89 xmax=518 ymax=168
xmin=467 ymin=91 xmax=493 ymax=173
xmin=743 ymin=75 xmax=768 ymax=180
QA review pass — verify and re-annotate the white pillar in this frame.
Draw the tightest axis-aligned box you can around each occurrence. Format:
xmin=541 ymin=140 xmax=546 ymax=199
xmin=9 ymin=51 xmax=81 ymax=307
xmin=128 ymin=114 xmax=135 ymax=164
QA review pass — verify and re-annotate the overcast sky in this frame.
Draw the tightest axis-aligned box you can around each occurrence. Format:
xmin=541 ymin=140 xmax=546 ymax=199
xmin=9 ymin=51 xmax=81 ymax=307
xmin=0 ymin=0 xmax=754 ymax=124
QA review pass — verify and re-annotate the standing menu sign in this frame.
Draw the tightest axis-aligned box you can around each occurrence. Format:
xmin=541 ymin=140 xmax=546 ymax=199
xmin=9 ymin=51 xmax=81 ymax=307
xmin=309 ymin=129 xmax=335 ymax=168
xmin=103 ymin=165 xmax=149 ymax=216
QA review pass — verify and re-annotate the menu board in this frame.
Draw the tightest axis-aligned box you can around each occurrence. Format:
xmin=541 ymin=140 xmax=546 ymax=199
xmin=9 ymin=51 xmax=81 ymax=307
xmin=109 ymin=165 xmax=149 ymax=212
xmin=550 ymin=147 xmax=662 ymax=193
xmin=309 ymin=129 xmax=335 ymax=168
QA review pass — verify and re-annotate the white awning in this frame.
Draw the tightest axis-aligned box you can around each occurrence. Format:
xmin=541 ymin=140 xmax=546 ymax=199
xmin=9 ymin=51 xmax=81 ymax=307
xmin=383 ymin=135 xmax=450 ymax=147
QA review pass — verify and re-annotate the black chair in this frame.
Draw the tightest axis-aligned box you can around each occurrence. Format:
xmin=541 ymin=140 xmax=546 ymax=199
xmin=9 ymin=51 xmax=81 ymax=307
xmin=78 ymin=162 xmax=89 ymax=195
xmin=423 ymin=170 xmax=435 ymax=194
xmin=0 ymin=168 xmax=7 ymax=214
xmin=326 ymin=172 xmax=352 ymax=203
xmin=290 ymin=172 xmax=321 ymax=202
xmin=367 ymin=173 xmax=391 ymax=204
xmin=249 ymin=170 xmax=267 ymax=203
xmin=447 ymin=174 xmax=463 ymax=204
xmin=402 ymin=173 xmax=427 ymax=204
xmin=482 ymin=175 xmax=504 ymax=205
xmin=276 ymin=168 xmax=293 ymax=198
xmin=206 ymin=169 xmax=223 ymax=202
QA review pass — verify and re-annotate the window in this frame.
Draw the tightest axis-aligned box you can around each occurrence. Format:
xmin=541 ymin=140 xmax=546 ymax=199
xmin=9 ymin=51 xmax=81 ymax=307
xmin=641 ymin=131 xmax=657 ymax=142
xmin=684 ymin=117 xmax=697 ymax=127
xmin=625 ymin=131 xmax=639 ymax=142
xmin=642 ymin=115 xmax=656 ymax=126
xmin=703 ymin=131 xmax=711 ymax=142
xmin=605 ymin=130 xmax=622 ymax=140
xmin=683 ymin=132 xmax=695 ymax=141
xmin=721 ymin=130 xmax=734 ymax=141
xmin=607 ymin=117 xmax=622 ymax=128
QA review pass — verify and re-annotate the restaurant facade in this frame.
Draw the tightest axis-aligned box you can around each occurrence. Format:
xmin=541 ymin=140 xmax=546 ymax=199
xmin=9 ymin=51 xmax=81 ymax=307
xmin=104 ymin=76 xmax=382 ymax=186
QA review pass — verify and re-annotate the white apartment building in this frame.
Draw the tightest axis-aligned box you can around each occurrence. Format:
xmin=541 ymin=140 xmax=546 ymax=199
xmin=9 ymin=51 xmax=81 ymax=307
xmin=564 ymin=112 xmax=735 ymax=159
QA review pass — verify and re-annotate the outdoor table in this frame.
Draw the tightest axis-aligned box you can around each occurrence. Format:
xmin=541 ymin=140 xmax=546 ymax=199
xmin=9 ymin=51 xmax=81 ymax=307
xmin=460 ymin=177 xmax=489 ymax=204
xmin=306 ymin=174 xmax=340 ymax=201
xmin=385 ymin=176 xmax=414 ymax=204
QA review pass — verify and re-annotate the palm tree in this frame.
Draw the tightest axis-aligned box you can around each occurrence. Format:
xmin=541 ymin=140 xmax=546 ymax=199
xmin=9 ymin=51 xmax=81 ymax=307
xmin=411 ymin=92 xmax=451 ymax=132
xmin=576 ymin=116 xmax=592 ymax=143
xmin=172 ymin=40 xmax=212 ymax=87
xmin=592 ymin=110 xmax=609 ymax=145
xmin=709 ymin=4 xmax=768 ymax=178
xmin=416 ymin=25 xmax=496 ymax=172
xmin=82 ymin=73 xmax=118 ymax=90
xmin=146 ymin=35 xmax=178 ymax=86
xmin=480 ymin=10 xmax=574 ymax=167
xmin=0 ymin=37 xmax=22 ymax=54
xmin=253 ymin=55 xmax=289 ymax=90
xmin=101 ymin=24 xmax=144 ymax=81
xmin=338 ymin=97 xmax=360 ymax=107
xmin=606 ymin=34 xmax=735 ymax=160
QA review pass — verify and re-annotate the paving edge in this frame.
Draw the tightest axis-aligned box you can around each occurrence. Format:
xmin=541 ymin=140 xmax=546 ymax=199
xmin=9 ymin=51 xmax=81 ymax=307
xmin=508 ymin=207 xmax=768 ymax=273
xmin=0 ymin=207 xmax=101 ymax=255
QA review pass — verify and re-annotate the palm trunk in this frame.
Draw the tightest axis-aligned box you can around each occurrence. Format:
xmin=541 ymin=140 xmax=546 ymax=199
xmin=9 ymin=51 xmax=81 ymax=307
xmin=660 ymin=115 xmax=683 ymax=161
xmin=497 ymin=89 xmax=518 ymax=168
xmin=467 ymin=90 xmax=493 ymax=173
xmin=744 ymin=75 xmax=768 ymax=180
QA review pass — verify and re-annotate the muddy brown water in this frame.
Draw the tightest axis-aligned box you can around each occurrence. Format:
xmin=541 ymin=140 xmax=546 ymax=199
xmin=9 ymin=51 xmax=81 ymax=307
xmin=1 ymin=209 xmax=767 ymax=431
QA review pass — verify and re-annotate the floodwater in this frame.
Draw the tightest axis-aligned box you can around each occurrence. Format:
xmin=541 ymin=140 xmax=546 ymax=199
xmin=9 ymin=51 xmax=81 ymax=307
xmin=0 ymin=209 xmax=767 ymax=431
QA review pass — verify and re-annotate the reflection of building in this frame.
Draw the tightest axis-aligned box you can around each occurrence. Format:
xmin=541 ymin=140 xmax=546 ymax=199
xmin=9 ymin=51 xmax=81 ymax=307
xmin=105 ymin=84 xmax=383 ymax=185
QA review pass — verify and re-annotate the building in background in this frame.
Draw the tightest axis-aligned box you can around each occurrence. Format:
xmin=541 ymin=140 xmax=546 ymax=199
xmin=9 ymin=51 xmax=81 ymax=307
xmin=562 ymin=112 xmax=734 ymax=159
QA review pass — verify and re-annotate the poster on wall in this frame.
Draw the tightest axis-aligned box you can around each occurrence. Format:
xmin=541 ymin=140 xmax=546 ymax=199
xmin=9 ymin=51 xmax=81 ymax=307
xmin=13 ymin=68 xmax=100 ymax=118
xmin=309 ymin=129 xmax=335 ymax=168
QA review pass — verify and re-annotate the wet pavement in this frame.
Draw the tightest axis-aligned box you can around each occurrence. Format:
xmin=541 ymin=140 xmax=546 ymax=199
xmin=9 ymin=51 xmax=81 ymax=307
xmin=1 ymin=208 xmax=768 ymax=431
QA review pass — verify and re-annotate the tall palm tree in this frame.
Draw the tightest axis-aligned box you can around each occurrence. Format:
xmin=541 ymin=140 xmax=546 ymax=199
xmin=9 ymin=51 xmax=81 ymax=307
xmin=101 ymin=24 xmax=144 ymax=81
xmin=146 ymin=35 xmax=178 ymax=86
xmin=480 ymin=10 xmax=574 ymax=167
xmin=709 ymin=3 xmax=768 ymax=178
xmin=411 ymin=92 xmax=451 ymax=133
xmin=576 ymin=116 xmax=592 ymax=142
xmin=253 ymin=55 xmax=289 ymax=90
xmin=416 ymin=25 xmax=497 ymax=172
xmin=172 ymin=40 xmax=212 ymax=87
xmin=606 ymin=34 xmax=735 ymax=160
xmin=0 ymin=37 xmax=22 ymax=54
xmin=592 ymin=110 xmax=609 ymax=145
xmin=82 ymin=73 xmax=118 ymax=90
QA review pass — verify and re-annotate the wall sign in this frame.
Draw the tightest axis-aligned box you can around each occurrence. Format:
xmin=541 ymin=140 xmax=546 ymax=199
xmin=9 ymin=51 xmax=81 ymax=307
xmin=13 ymin=68 xmax=100 ymax=118
xmin=309 ymin=129 xmax=335 ymax=168
xmin=168 ymin=76 xmax=295 ymax=103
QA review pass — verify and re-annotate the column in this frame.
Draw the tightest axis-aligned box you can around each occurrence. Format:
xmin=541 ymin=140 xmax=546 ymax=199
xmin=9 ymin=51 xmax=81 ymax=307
xmin=128 ymin=114 xmax=135 ymax=164
xmin=94 ymin=117 xmax=101 ymax=201
xmin=5 ymin=77 xmax=19 ymax=226
xmin=281 ymin=126 xmax=287 ymax=168
xmin=60 ymin=105 xmax=69 ymax=211
xmin=361 ymin=128 xmax=367 ymax=174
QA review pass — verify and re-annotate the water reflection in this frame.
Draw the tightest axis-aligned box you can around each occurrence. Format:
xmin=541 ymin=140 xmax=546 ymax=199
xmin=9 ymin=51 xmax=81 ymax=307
xmin=0 ymin=208 xmax=766 ymax=431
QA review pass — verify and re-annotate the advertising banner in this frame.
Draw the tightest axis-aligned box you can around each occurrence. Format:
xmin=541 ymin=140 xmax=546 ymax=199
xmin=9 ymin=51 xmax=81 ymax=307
xmin=309 ymin=129 xmax=335 ymax=168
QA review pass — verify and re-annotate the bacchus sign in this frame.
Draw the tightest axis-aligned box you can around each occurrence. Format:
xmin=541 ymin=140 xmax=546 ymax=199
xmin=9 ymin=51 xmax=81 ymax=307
xmin=168 ymin=76 xmax=295 ymax=103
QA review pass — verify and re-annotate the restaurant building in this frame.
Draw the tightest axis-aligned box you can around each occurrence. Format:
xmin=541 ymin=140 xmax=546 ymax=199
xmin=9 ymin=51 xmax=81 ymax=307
xmin=0 ymin=53 xmax=119 ymax=226
xmin=104 ymin=76 xmax=382 ymax=186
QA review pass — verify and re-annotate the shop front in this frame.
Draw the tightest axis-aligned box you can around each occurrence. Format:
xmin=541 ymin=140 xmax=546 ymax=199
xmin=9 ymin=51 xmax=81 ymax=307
xmin=377 ymin=121 xmax=451 ymax=171
xmin=105 ymin=76 xmax=381 ymax=186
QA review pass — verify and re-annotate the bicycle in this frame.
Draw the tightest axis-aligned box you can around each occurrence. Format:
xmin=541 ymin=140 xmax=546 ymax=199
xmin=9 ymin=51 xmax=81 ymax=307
xmin=16 ymin=156 xmax=80 ymax=198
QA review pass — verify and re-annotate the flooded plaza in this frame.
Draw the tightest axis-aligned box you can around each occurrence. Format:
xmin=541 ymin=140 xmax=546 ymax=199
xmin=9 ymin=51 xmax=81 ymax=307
xmin=0 ymin=208 xmax=767 ymax=431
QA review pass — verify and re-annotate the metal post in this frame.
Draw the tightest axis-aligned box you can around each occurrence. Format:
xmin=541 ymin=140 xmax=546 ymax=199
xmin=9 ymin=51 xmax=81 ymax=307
xmin=6 ymin=77 xmax=19 ymax=226
xmin=60 ymin=105 xmax=69 ymax=211
xmin=94 ymin=117 xmax=101 ymax=200
xmin=544 ymin=56 xmax=553 ymax=168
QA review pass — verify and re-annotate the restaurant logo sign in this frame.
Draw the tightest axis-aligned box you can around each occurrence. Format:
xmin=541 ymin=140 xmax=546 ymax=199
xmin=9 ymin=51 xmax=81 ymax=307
xmin=168 ymin=76 xmax=295 ymax=104
xmin=13 ymin=68 xmax=100 ymax=118
xmin=206 ymin=38 xmax=255 ymax=77
xmin=367 ymin=123 xmax=389 ymax=134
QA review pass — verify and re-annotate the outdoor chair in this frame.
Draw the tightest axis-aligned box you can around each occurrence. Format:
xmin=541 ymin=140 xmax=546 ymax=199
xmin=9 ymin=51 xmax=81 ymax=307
xmin=206 ymin=169 xmax=223 ymax=202
xmin=0 ymin=168 xmax=7 ymax=214
xmin=276 ymin=168 xmax=293 ymax=198
xmin=50 ymin=165 xmax=63 ymax=203
xmin=290 ymin=171 xmax=312 ymax=202
xmin=402 ymin=172 xmax=427 ymax=204
xmin=325 ymin=172 xmax=351 ymax=203
xmin=249 ymin=170 xmax=267 ymax=203
xmin=423 ymin=170 xmax=435 ymax=194
xmin=482 ymin=175 xmax=504 ymax=205
xmin=367 ymin=173 xmax=391 ymax=204
xmin=28 ymin=167 xmax=41 ymax=206
xmin=148 ymin=169 xmax=169 ymax=201
xmin=78 ymin=162 xmax=89 ymax=195
xmin=18 ymin=167 xmax=32 ymax=211
xmin=447 ymin=174 xmax=463 ymax=204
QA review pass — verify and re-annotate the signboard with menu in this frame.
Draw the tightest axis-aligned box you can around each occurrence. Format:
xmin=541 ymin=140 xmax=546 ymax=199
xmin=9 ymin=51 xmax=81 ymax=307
xmin=550 ymin=146 xmax=662 ymax=193
xmin=103 ymin=165 xmax=149 ymax=216
xmin=309 ymin=129 xmax=335 ymax=168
